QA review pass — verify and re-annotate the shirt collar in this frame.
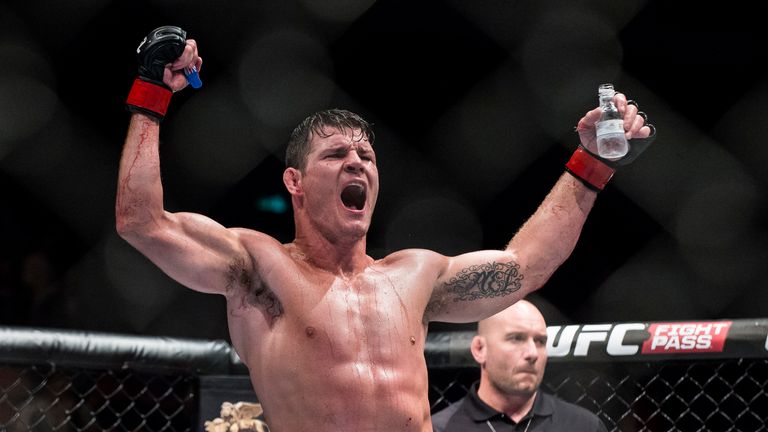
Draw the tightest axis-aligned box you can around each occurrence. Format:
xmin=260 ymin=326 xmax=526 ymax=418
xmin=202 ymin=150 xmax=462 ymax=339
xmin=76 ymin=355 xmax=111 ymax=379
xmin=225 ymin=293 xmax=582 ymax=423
xmin=464 ymin=381 xmax=555 ymax=423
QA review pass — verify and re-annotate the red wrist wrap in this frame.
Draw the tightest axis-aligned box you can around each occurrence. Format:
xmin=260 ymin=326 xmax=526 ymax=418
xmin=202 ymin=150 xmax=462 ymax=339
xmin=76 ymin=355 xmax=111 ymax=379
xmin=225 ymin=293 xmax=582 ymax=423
xmin=126 ymin=78 xmax=172 ymax=118
xmin=565 ymin=147 xmax=616 ymax=191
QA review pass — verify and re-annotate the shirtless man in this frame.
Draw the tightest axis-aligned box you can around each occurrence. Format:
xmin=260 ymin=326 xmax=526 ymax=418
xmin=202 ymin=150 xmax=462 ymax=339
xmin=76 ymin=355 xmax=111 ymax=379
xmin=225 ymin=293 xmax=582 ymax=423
xmin=116 ymin=27 xmax=654 ymax=432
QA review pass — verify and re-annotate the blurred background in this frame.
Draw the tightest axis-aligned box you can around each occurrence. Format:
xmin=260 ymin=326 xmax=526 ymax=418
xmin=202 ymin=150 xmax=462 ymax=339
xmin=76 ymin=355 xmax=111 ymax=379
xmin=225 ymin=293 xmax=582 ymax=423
xmin=1 ymin=0 xmax=767 ymax=339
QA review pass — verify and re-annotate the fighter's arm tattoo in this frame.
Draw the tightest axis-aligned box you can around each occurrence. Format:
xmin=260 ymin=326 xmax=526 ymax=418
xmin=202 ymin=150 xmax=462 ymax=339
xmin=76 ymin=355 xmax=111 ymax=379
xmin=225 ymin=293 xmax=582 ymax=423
xmin=442 ymin=261 xmax=524 ymax=301
xmin=425 ymin=261 xmax=523 ymax=317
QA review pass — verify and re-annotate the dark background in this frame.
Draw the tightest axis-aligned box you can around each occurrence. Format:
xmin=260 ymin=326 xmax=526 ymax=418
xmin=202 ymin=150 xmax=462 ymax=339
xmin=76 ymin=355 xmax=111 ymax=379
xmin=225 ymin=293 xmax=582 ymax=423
xmin=1 ymin=0 xmax=767 ymax=339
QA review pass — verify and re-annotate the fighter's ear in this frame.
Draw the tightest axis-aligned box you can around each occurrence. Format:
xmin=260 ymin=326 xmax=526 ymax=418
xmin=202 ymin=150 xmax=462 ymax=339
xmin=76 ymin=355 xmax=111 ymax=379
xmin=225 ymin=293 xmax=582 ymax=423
xmin=283 ymin=167 xmax=302 ymax=195
xmin=470 ymin=335 xmax=486 ymax=365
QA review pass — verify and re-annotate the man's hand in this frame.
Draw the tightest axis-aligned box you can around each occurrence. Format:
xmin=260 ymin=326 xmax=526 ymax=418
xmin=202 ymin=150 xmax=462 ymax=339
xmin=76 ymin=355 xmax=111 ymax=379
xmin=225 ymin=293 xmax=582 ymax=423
xmin=575 ymin=92 xmax=657 ymax=167
xmin=136 ymin=26 xmax=186 ymax=87
xmin=126 ymin=26 xmax=202 ymax=120
xmin=566 ymin=91 xmax=657 ymax=191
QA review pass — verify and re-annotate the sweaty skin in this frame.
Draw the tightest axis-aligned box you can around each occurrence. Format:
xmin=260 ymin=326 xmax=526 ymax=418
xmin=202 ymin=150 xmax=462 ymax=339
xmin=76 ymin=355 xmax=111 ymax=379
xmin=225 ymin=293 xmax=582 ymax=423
xmin=116 ymin=38 xmax=651 ymax=432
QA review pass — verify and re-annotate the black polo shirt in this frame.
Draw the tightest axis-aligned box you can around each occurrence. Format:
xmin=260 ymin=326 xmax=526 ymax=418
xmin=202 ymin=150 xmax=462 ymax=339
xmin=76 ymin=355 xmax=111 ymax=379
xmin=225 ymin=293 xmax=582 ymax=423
xmin=431 ymin=382 xmax=608 ymax=432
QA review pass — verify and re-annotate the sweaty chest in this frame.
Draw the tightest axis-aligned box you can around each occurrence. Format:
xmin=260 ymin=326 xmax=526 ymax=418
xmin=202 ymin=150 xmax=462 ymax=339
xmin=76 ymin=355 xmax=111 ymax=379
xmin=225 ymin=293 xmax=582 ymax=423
xmin=293 ymin=271 xmax=425 ymax=358
xmin=320 ymin=272 xmax=410 ymax=322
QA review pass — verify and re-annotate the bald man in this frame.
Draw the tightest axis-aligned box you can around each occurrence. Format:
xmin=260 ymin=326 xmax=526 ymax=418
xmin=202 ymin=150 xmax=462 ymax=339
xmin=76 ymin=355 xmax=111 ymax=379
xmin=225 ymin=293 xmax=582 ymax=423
xmin=431 ymin=300 xmax=608 ymax=432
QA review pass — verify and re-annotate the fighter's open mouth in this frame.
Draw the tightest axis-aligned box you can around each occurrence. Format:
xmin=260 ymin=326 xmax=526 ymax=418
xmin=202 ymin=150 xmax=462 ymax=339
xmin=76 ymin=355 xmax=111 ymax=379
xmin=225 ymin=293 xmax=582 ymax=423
xmin=341 ymin=184 xmax=366 ymax=210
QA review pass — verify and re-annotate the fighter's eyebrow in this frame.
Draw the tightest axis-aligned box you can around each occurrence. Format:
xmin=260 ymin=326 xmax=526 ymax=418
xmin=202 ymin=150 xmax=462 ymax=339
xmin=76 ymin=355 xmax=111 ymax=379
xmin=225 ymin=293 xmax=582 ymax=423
xmin=356 ymin=145 xmax=374 ymax=154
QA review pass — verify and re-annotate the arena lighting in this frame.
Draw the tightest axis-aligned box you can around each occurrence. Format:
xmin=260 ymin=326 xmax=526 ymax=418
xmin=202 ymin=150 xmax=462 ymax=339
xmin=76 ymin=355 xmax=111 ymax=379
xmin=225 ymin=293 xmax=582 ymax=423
xmin=256 ymin=194 xmax=288 ymax=214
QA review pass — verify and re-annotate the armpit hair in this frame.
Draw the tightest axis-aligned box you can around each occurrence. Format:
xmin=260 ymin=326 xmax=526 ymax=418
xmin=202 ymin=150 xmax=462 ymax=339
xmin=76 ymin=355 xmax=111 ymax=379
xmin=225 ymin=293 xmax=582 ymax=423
xmin=226 ymin=257 xmax=284 ymax=325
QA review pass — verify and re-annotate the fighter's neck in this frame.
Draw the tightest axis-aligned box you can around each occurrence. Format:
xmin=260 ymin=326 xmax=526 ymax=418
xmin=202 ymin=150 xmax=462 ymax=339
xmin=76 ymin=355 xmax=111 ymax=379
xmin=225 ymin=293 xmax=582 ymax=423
xmin=290 ymin=232 xmax=372 ymax=277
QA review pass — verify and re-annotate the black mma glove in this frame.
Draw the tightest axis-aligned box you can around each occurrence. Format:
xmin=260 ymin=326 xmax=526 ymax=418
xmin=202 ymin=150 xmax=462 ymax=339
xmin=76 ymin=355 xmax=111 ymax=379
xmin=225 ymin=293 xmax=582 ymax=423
xmin=126 ymin=26 xmax=187 ymax=121
xmin=566 ymin=107 xmax=657 ymax=191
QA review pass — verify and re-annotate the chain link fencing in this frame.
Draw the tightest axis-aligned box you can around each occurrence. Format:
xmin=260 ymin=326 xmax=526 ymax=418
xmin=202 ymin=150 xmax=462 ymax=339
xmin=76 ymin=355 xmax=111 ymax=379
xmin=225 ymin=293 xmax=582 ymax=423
xmin=0 ymin=362 xmax=196 ymax=431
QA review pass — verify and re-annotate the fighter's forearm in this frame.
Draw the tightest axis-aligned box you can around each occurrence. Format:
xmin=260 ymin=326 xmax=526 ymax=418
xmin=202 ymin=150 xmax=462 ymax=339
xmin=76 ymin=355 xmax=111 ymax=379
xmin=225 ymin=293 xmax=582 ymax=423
xmin=505 ymin=172 xmax=597 ymax=289
xmin=115 ymin=114 xmax=165 ymax=234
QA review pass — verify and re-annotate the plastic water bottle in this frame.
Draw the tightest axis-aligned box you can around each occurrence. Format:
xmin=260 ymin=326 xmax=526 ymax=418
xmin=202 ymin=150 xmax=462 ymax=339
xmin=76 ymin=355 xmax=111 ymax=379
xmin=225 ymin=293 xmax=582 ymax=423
xmin=595 ymin=83 xmax=627 ymax=160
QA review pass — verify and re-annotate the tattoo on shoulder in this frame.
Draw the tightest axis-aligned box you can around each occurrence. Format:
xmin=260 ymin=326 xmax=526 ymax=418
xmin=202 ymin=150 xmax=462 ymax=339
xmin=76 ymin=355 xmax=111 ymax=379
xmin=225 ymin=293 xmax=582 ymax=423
xmin=443 ymin=261 xmax=524 ymax=302
xmin=226 ymin=258 xmax=284 ymax=325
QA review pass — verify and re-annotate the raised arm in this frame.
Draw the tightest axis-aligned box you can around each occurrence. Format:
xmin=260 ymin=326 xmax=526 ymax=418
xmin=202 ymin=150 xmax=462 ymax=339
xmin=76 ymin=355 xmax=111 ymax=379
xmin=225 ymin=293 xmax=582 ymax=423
xmin=115 ymin=27 xmax=251 ymax=295
xmin=427 ymin=90 xmax=656 ymax=323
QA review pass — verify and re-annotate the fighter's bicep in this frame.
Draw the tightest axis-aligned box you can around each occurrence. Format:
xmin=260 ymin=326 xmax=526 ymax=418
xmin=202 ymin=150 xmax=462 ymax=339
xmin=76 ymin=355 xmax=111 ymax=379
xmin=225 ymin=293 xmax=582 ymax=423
xmin=426 ymin=251 xmax=525 ymax=323
xmin=129 ymin=211 xmax=256 ymax=295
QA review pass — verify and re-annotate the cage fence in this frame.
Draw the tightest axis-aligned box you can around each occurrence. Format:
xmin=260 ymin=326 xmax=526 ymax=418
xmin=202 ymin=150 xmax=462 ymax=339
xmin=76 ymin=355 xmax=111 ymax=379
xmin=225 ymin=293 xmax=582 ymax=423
xmin=0 ymin=362 xmax=196 ymax=431
xmin=1 ymin=319 xmax=766 ymax=431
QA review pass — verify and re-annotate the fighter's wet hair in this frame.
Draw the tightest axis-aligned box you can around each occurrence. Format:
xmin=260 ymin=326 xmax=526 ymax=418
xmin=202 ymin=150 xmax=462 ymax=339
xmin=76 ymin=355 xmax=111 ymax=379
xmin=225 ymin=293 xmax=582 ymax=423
xmin=286 ymin=109 xmax=375 ymax=171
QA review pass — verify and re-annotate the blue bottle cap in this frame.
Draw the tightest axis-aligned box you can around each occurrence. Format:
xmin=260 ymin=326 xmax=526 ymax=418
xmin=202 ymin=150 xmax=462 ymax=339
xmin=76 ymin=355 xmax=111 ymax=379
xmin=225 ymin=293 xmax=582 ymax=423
xmin=184 ymin=65 xmax=202 ymax=89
